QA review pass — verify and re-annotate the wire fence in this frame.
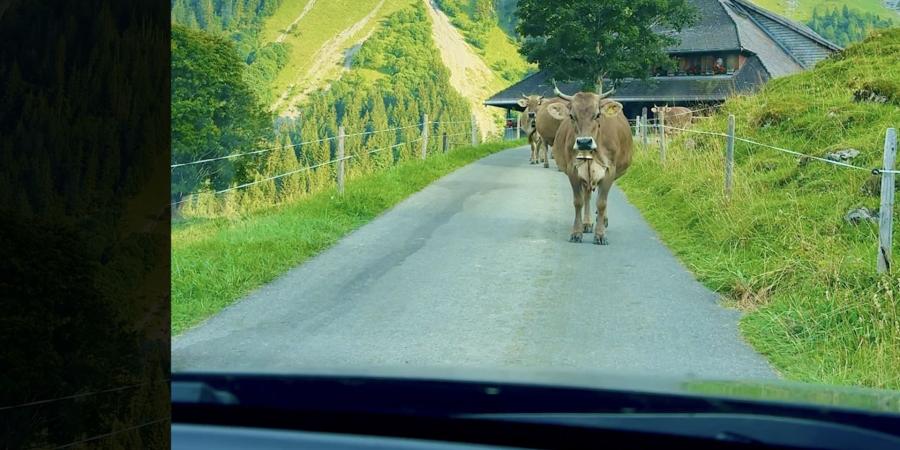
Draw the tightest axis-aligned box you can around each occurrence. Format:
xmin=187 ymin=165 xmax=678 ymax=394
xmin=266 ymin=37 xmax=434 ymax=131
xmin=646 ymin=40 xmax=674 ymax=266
xmin=171 ymin=118 xmax=479 ymax=209
xmin=635 ymin=111 xmax=898 ymax=273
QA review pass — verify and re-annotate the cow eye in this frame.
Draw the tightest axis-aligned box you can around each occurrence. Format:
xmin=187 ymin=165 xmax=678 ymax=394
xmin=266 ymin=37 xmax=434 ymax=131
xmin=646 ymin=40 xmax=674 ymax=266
xmin=594 ymin=111 xmax=601 ymax=119
xmin=569 ymin=113 xmax=576 ymax=121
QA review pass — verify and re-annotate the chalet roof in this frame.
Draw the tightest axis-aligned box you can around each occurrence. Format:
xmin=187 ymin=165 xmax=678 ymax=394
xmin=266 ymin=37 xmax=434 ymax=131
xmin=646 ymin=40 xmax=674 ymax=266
xmin=483 ymin=60 xmax=770 ymax=108
xmin=661 ymin=0 xmax=741 ymax=53
xmin=484 ymin=0 xmax=840 ymax=109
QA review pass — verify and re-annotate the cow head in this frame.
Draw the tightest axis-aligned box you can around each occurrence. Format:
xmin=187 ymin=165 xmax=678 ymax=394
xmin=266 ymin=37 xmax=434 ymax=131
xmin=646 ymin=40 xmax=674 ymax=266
xmin=516 ymin=94 xmax=543 ymax=121
xmin=549 ymin=85 xmax=622 ymax=187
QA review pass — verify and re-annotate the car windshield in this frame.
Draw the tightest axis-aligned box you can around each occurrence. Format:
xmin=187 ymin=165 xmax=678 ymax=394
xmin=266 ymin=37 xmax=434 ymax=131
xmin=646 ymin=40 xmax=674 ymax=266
xmin=168 ymin=0 xmax=900 ymax=416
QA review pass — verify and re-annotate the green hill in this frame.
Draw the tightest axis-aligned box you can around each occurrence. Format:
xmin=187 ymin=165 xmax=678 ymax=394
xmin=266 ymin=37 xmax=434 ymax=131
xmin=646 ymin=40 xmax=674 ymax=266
xmin=749 ymin=0 xmax=898 ymax=21
xmin=619 ymin=28 xmax=900 ymax=389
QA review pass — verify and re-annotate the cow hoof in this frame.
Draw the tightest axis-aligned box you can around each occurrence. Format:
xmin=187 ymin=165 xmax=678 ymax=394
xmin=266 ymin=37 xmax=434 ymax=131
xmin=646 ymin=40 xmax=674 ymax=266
xmin=594 ymin=235 xmax=609 ymax=245
xmin=569 ymin=233 xmax=583 ymax=243
xmin=583 ymin=223 xmax=594 ymax=233
xmin=543 ymin=162 xmax=549 ymax=168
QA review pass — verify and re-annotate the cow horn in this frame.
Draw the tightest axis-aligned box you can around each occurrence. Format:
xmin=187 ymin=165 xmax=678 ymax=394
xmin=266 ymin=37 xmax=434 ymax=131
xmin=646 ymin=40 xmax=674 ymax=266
xmin=521 ymin=93 xmax=529 ymax=99
xmin=597 ymin=80 xmax=614 ymax=98
xmin=552 ymin=79 xmax=574 ymax=102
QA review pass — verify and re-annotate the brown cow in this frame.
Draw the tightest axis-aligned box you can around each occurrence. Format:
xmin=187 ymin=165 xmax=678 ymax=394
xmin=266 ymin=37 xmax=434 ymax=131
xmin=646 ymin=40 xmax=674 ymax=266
xmin=651 ymin=105 xmax=693 ymax=135
xmin=551 ymin=85 xmax=633 ymax=245
xmin=517 ymin=94 xmax=544 ymax=164
xmin=534 ymin=97 xmax=569 ymax=170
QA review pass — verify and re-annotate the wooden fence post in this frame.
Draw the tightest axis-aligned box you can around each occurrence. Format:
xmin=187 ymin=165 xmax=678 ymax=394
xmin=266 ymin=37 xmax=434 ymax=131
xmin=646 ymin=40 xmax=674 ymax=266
xmin=634 ymin=115 xmax=640 ymax=138
xmin=659 ymin=109 xmax=666 ymax=163
xmin=337 ymin=125 xmax=345 ymax=195
xmin=421 ymin=114 xmax=429 ymax=160
xmin=442 ymin=132 xmax=449 ymax=153
xmin=471 ymin=114 xmax=478 ymax=147
xmin=878 ymin=127 xmax=897 ymax=273
xmin=641 ymin=107 xmax=649 ymax=148
xmin=725 ymin=114 xmax=735 ymax=200
xmin=516 ymin=114 xmax=521 ymax=140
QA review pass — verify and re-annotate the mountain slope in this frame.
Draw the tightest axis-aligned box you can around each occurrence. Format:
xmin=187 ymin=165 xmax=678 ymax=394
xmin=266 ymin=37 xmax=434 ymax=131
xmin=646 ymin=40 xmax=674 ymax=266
xmin=425 ymin=0 xmax=503 ymax=137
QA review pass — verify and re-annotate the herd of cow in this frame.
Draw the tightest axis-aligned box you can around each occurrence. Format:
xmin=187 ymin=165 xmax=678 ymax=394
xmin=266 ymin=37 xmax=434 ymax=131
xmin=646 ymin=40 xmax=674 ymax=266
xmin=515 ymin=84 xmax=693 ymax=245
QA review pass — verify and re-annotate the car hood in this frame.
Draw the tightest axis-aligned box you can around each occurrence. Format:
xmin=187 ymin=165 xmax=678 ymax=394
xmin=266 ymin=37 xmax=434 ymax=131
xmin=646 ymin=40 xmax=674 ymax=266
xmin=173 ymin=365 xmax=900 ymax=416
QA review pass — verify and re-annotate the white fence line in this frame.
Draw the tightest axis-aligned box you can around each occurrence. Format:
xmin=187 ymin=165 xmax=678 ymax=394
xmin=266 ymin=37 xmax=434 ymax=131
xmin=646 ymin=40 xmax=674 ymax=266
xmin=172 ymin=117 xmax=478 ymax=208
xmin=645 ymin=114 xmax=897 ymax=273
xmin=171 ymin=120 xmax=466 ymax=169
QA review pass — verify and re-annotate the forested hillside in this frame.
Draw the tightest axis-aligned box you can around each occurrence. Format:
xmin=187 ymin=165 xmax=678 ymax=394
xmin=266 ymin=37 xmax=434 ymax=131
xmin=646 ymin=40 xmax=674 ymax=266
xmin=807 ymin=5 xmax=895 ymax=46
xmin=172 ymin=1 xmax=475 ymax=218
xmin=748 ymin=0 xmax=898 ymax=21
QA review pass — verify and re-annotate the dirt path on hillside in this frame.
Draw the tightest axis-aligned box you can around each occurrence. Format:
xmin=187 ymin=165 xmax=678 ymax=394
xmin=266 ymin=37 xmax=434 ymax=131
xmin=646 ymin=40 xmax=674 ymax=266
xmin=275 ymin=0 xmax=318 ymax=43
xmin=425 ymin=0 xmax=500 ymax=138
xmin=275 ymin=0 xmax=386 ymax=117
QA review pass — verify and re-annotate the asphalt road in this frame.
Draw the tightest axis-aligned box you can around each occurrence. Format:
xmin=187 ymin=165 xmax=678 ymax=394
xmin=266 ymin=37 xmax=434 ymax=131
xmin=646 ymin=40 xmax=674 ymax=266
xmin=173 ymin=146 xmax=775 ymax=380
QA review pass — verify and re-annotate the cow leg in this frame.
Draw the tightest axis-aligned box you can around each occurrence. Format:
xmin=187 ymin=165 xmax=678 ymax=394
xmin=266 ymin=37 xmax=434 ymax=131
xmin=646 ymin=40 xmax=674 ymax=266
xmin=541 ymin=141 xmax=549 ymax=168
xmin=569 ymin=176 xmax=584 ymax=243
xmin=582 ymin=184 xmax=593 ymax=233
xmin=593 ymin=178 xmax=614 ymax=245
xmin=529 ymin=138 xmax=536 ymax=164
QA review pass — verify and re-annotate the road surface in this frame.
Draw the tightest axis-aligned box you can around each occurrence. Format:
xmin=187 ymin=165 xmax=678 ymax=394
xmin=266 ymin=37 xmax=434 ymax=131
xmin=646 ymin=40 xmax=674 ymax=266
xmin=173 ymin=146 xmax=775 ymax=380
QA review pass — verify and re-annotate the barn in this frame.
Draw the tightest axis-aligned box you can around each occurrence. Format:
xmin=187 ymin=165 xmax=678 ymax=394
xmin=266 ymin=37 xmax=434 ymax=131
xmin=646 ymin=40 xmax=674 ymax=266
xmin=485 ymin=0 xmax=841 ymax=129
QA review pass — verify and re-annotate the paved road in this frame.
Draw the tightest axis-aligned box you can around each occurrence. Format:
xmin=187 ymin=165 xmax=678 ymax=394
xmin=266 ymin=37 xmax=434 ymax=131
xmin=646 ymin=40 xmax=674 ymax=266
xmin=173 ymin=146 xmax=775 ymax=379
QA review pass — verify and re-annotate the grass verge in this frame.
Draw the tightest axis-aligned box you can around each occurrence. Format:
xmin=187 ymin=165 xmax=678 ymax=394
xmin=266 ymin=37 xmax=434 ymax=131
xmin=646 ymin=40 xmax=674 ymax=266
xmin=172 ymin=139 xmax=525 ymax=335
xmin=617 ymin=29 xmax=899 ymax=390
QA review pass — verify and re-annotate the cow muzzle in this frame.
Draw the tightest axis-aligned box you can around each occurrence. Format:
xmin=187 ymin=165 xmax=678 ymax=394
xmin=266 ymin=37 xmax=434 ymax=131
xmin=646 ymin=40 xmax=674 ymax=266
xmin=574 ymin=137 xmax=597 ymax=151
xmin=527 ymin=112 xmax=536 ymax=119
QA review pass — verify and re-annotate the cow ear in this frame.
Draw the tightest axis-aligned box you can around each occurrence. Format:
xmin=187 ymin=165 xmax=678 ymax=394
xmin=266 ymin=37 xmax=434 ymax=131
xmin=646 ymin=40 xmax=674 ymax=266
xmin=547 ymin=103 xmax=568 ymax=120
xmin=516 ymin=98 xmax=528 ymax=108
xmin=600 ymin=101 xmax=623 ymax=117
xmin=538 ymin=97 xmax=543 ymax=105
xmin=651 ymin=107 xmax=658 ymax=113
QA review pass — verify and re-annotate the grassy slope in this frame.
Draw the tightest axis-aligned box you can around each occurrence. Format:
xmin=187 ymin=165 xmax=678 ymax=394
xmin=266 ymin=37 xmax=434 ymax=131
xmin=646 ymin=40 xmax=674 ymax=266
xmin=262 ymin=0 xmax=414 ymax=105
xmin=433 ymin=0 xmax=531 ymax=86
xmin=618 ymin=29 xmax=900 ymax=389
xmin=172 ymin=139 xmax=526 ymax=335
xmin=749 ymin=0 xmax=898 ymax=20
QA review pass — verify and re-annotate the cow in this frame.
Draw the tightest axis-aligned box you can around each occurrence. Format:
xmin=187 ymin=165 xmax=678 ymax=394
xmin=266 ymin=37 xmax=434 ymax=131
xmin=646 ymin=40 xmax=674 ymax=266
xmin=534 ymin=96 xmax=569 ymax=170
xmin=651 ymin=105 xmax=693 ymax=135
xmin=517 ymin=94 xmax=544 ymax=164
xmin=550 ymin=84 xmax=633 ymax=245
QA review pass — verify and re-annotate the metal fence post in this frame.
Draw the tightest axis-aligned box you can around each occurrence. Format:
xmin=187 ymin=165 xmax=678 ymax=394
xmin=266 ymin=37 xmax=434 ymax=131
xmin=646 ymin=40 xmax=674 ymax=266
xmin=659 ymin=109 xmax=666 ymax=163
xmin=641 ymin=107 xmax=649 ymax=148
xmin=442 ymin=132 xmax=449 ymax=153
xmin=471 ymin=114 xmax=478 ymax=147
xmin=337 ymin=125 xmax=345 ymax=194
xmin=878 ymin=128 xmax=897 ymax=273
xmin=634 ymin=115 xmax=640 ymax=138
xmin=725 ymin=114 xmax=735 ymax=200
xmin=421 ymin=114 xmax=429 ymax=160
xmin=516 ymin=115 xmax=521 ymax=140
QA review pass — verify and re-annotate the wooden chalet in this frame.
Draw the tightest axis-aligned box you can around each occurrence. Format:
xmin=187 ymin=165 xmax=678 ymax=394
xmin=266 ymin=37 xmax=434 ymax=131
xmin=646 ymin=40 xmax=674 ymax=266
xmin=486 ymin=0 xmax=841 ymax=124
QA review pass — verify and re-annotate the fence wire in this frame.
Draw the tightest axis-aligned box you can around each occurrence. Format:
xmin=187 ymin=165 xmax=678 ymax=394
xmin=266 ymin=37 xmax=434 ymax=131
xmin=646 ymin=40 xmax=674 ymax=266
xmin=656 ymin=123 xmax=892 ymax=174
xmin=171 ymin=120 xmax=468 ymax=169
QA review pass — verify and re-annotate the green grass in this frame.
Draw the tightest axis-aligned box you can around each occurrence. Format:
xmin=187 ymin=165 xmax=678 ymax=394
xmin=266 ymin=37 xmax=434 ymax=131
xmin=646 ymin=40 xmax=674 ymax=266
xmin=618 ymin=29 xmax=900 ymax=390
xmin=172 ymin=139 xmax=526 ymax=335
xmin=749 ymin=0 xmax=898 ymax=21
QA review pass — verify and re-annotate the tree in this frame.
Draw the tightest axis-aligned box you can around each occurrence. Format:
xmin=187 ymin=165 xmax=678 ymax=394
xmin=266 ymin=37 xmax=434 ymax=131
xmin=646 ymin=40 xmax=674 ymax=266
xmin=170 ymin=24 xmax=270 ymax=202
xmin=515 ymin=0 xmax=697 ymax=90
